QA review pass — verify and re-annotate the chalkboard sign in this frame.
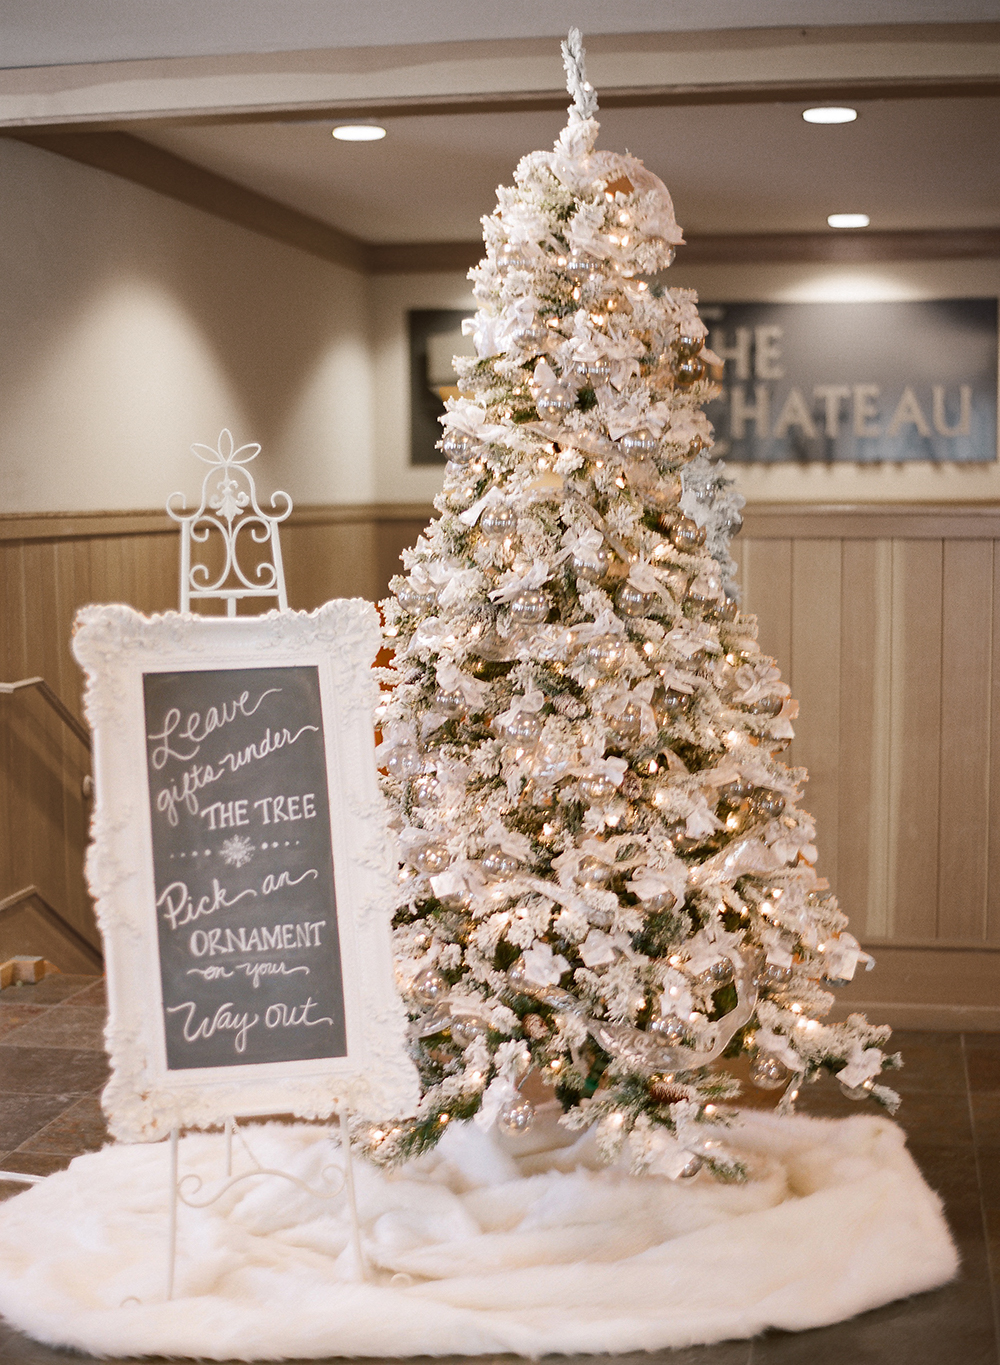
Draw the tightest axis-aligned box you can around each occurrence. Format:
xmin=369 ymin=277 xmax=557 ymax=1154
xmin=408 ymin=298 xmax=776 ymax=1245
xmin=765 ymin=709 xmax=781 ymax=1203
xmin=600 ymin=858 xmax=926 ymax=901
xmin=73 ymin=602 xmax=418 ymax=1142
xmin=143 ymin=665 xmax=347 ymax=1070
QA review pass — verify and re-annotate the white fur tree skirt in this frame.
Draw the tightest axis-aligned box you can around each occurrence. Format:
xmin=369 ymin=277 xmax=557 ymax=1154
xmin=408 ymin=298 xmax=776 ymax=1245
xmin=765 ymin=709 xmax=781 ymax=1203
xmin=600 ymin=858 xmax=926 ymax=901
xmin=0 ymin=1109 xmax=956 ymax=1361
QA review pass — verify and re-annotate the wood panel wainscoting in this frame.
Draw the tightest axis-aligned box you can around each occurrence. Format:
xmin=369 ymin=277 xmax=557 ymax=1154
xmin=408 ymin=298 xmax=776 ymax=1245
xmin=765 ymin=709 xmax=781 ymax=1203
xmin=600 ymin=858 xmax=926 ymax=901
xmin=2 ymin=501 xmax=998 ymax=1028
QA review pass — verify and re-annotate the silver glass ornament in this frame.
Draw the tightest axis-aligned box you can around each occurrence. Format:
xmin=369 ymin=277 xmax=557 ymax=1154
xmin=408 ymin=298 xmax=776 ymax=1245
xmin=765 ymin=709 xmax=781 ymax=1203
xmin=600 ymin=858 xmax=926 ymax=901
xmin=673 ymin=355 xmax=706 ymax=387
xmin=755 ymin=962 xmax=793 ymax=987
xmin=498 ymin=1097 xmax=535 ymax=1134
xmin=619 ymin=427 xmax=659 ymax=455
xmin=433 ymin=688 xmax=466 ymax=716
xmin=643 ymin=890 xmax=677 ymax=914
xmin=499 ymin=711 xmax=545 ymax=746
xmin=749 ymin=1054 xmax=790 ymax=1090
xmin=535 ymin=388 xmax=576 ymax=421
xmin=562 ymin=251 xmax=595 ymax=276
xmin=840 ymin=1080 xmax=874 ymax=1101
xmin=584 ymin=636 xmax=627 ymax=675
xmin=578 ymin=356 xmax=611 ymax=382
xmin=481 ymin=846 xmax=520 ymax=878
xmin=411 ymin=967 xmax=448 ymax=1003
xmin=749 ymin=696 xmax=784 ymax=718
xmin=674 ymin=334 xmax=702 ymax=358
xmin=722 ymin=510 xmax=744 ymax=535
xmin=706 ymin=958 xmax=735 ymax=986
xmin=608 ymin=701 xmax=643 ymax=743
xmin=480 ymin=505 xmax=517 ymax=537
xmin=395 ymin=581 xmax=432 ymax=613
xmin=450 ymin=1017 xmax=486 ymax=1047
xmin=410 ymin=773 xmax=441 ymax=805
xmin=654 ymin=687 xmax=688 ymax=721
xmin=719 ymin=778 xmax=755 ymax=804
xmin=385 ymin=744 xmax=421 ymax=778
xmin=648 ymin=1014 xmax=685 ymax=1045
xmin=578 ymin=773 xmax=617 ymax=803
xmin=498 ymin=242 xmax=531 ymax=271
xmin=676 ymin=1152 xmax=703 ymax=1180
xmin=714 ymin=596 xmax=740 ymax=623
xmin=575 ymin=855 xmax=613 ymax=890
xmin=413 ymin=843 xmax=449 ymax=875
xmin=441 ymin=431 xmax=479 ymax=464
xmin=572 ymin=545 xmax=612 ymax=583
xmin=510 ymin=322 xmax=548 ymax=351
xmin=509 ymin=588 xmax=550 ymax=624
xmin=617 ymin=584 xmax=651 ymax=618
xmin=752 ymin=789 xmax=786 ymax=817
xmin=670 ymin=517 xmax=706 ymax=551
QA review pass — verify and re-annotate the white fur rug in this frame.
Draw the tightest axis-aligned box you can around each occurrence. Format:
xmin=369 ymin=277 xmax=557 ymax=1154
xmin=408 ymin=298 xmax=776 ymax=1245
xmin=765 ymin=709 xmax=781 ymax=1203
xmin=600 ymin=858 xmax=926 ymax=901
xmin=0 ymin=1109 xmax=956 ymax=1361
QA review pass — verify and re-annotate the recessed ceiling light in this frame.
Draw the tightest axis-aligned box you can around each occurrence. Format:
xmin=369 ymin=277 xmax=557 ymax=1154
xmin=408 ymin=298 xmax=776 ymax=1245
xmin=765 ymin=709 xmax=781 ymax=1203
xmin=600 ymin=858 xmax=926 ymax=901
xmin=332 ymin=124 xmax=386 ymax=142
xmin=827 ymin=213 xmax=870 ymax=229
xmin=803 ymin=107 xmax=858 ymax=124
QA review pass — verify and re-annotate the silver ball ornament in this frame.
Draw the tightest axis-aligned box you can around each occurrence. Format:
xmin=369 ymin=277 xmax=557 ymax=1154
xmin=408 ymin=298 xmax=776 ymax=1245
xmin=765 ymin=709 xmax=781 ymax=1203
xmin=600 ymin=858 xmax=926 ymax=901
xmin=498 ymin=1097 xmax=535 ymax=1134
xmin=584 ymin=636 xmax=627 ymax=675
xmin=509 ymin=588 xmax=549 ymax=624
xmin=440 ymin=431 xmax=479 ymax=464
xmin=498 ymin=242 xmax=531 ymax=271
xmin=619 ymin=427 xmax=659 ymax=455
xmin=572 ymin=545 xmax=612 ymax=583
xmin=617 ymin=583 xmax=652 ymax=618
xmin=575 ymin=855 xmax=613 ymax=890
xmin=413 ymin=843 xmax=449 ymax=875
xmin=480 ymin=505 xmax=517 ymax=537
xmin=752 ymin=789 xmax=786 ymax=817
xmin=411 ymin=967 xmax=448 ymax=1004
xmin=498 ymin=711 xmax=544 ymax=747
xmin=642 ymin=891 xmax=677 ymax=914
xmin=670 ymin=517 xmax=706 ymax=552
xmin=648 ymin=1014 xmax=685 ymax=1045
xmin=578 ymin=773 xmax=617 ymax=804
xmin=749 ymin=1054 xmax=791 ymax=1090
xmin=433 ymin=688 xmax=466 ymax=717
xmin=676 ymin=1152 xmax=704 ymax=1180
xmin=608 ymin=701 xmax=643 ymax=743
xmin=749 ymin=696 xmax=784 ymax=718
xmin=410 ymin=773 xmax=441 ymax=805
xmin=481 ymin=846 xmax=520 ymax=878
xmin=385 ymin=744 xmax=421 ymax=778
xmin=535 ymin=388 xmax=576 ymax=421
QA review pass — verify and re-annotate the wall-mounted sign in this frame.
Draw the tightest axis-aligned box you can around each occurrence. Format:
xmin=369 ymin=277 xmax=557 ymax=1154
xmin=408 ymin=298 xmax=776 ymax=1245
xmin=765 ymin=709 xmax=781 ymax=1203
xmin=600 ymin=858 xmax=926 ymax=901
xmin=702 ymin=298 xmax=998 ymax=463
xmin=72 ymin=602 xmax=418 ymax=1142
xmin=409 ymin=309 xmax=475 ymax=465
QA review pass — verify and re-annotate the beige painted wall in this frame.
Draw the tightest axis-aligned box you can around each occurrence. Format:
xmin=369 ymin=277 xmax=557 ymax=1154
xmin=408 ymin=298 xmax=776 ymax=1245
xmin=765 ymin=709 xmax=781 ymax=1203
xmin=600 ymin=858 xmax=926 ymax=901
xmin=370 ymin=257 xmax=1000 ymax=507
xmin=0 ymin=138 xmax=375 ymax=515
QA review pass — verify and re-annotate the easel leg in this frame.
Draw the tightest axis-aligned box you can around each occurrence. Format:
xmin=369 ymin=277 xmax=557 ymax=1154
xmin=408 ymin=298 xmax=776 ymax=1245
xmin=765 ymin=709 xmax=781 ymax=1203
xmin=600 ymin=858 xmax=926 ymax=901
xmin=166 ymin=1127 xmax=179 ymax=1302
xmin=337 ymin=1103 xmax=366 ymax=1282
xmin=224 ymin=1117 xmax=234 ymax=1178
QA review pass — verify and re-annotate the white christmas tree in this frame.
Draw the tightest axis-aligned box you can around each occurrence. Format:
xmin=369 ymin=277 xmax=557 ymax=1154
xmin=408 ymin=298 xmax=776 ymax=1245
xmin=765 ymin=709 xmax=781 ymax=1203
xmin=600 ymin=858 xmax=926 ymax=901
xmin=369 ymin=31 xmax=898 ymax=1179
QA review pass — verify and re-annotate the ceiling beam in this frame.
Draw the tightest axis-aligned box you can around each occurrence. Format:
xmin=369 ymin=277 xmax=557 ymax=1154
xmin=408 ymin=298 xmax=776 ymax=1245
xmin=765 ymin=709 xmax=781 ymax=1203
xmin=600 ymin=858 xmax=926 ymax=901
xmin=9 ymin=129 xmax=368 ymax=273
xmin=9 ymin=129 xmax=1000 ymax=276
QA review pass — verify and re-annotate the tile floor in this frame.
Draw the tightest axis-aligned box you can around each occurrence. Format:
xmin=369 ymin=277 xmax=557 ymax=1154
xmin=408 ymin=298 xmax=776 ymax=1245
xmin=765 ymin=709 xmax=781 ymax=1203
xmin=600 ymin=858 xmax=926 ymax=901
xmin=0 ymin=976 xmax=997 ymax=1364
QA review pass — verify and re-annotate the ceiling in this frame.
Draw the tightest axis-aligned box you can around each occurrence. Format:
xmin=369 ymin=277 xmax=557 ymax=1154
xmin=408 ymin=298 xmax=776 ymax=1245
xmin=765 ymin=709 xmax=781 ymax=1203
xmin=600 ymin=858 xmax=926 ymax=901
xmin=3 ymin=11 xmax=997 ymax=263
xmin=136 ymin=94 xmax=1000 ymax=245
xmin=5 ymin=0 xmax=998 ymax=69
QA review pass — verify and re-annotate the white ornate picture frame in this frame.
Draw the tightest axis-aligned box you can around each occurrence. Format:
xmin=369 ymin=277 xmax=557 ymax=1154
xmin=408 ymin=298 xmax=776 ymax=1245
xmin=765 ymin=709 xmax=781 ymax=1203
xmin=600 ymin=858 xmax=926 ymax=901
xmin=72 ymin=601 xmax=418 ymax=1142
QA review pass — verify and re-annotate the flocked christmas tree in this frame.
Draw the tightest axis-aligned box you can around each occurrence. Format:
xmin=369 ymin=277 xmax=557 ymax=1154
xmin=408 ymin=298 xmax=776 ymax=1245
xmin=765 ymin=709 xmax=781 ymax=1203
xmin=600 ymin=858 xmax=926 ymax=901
xmin=367 ymin=31 xmax=899 ymax=1180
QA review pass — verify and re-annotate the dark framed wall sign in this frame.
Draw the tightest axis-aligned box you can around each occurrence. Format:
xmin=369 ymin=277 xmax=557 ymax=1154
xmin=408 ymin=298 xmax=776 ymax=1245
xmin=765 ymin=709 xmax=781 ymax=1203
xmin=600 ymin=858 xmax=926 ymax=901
xmin=72 ymin=601 xmax=417 ymax=1141
xmin=702 ymin=298 xmax=998 ymax=464
xmin=409 ymin=309 xmax=475 ymax=465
